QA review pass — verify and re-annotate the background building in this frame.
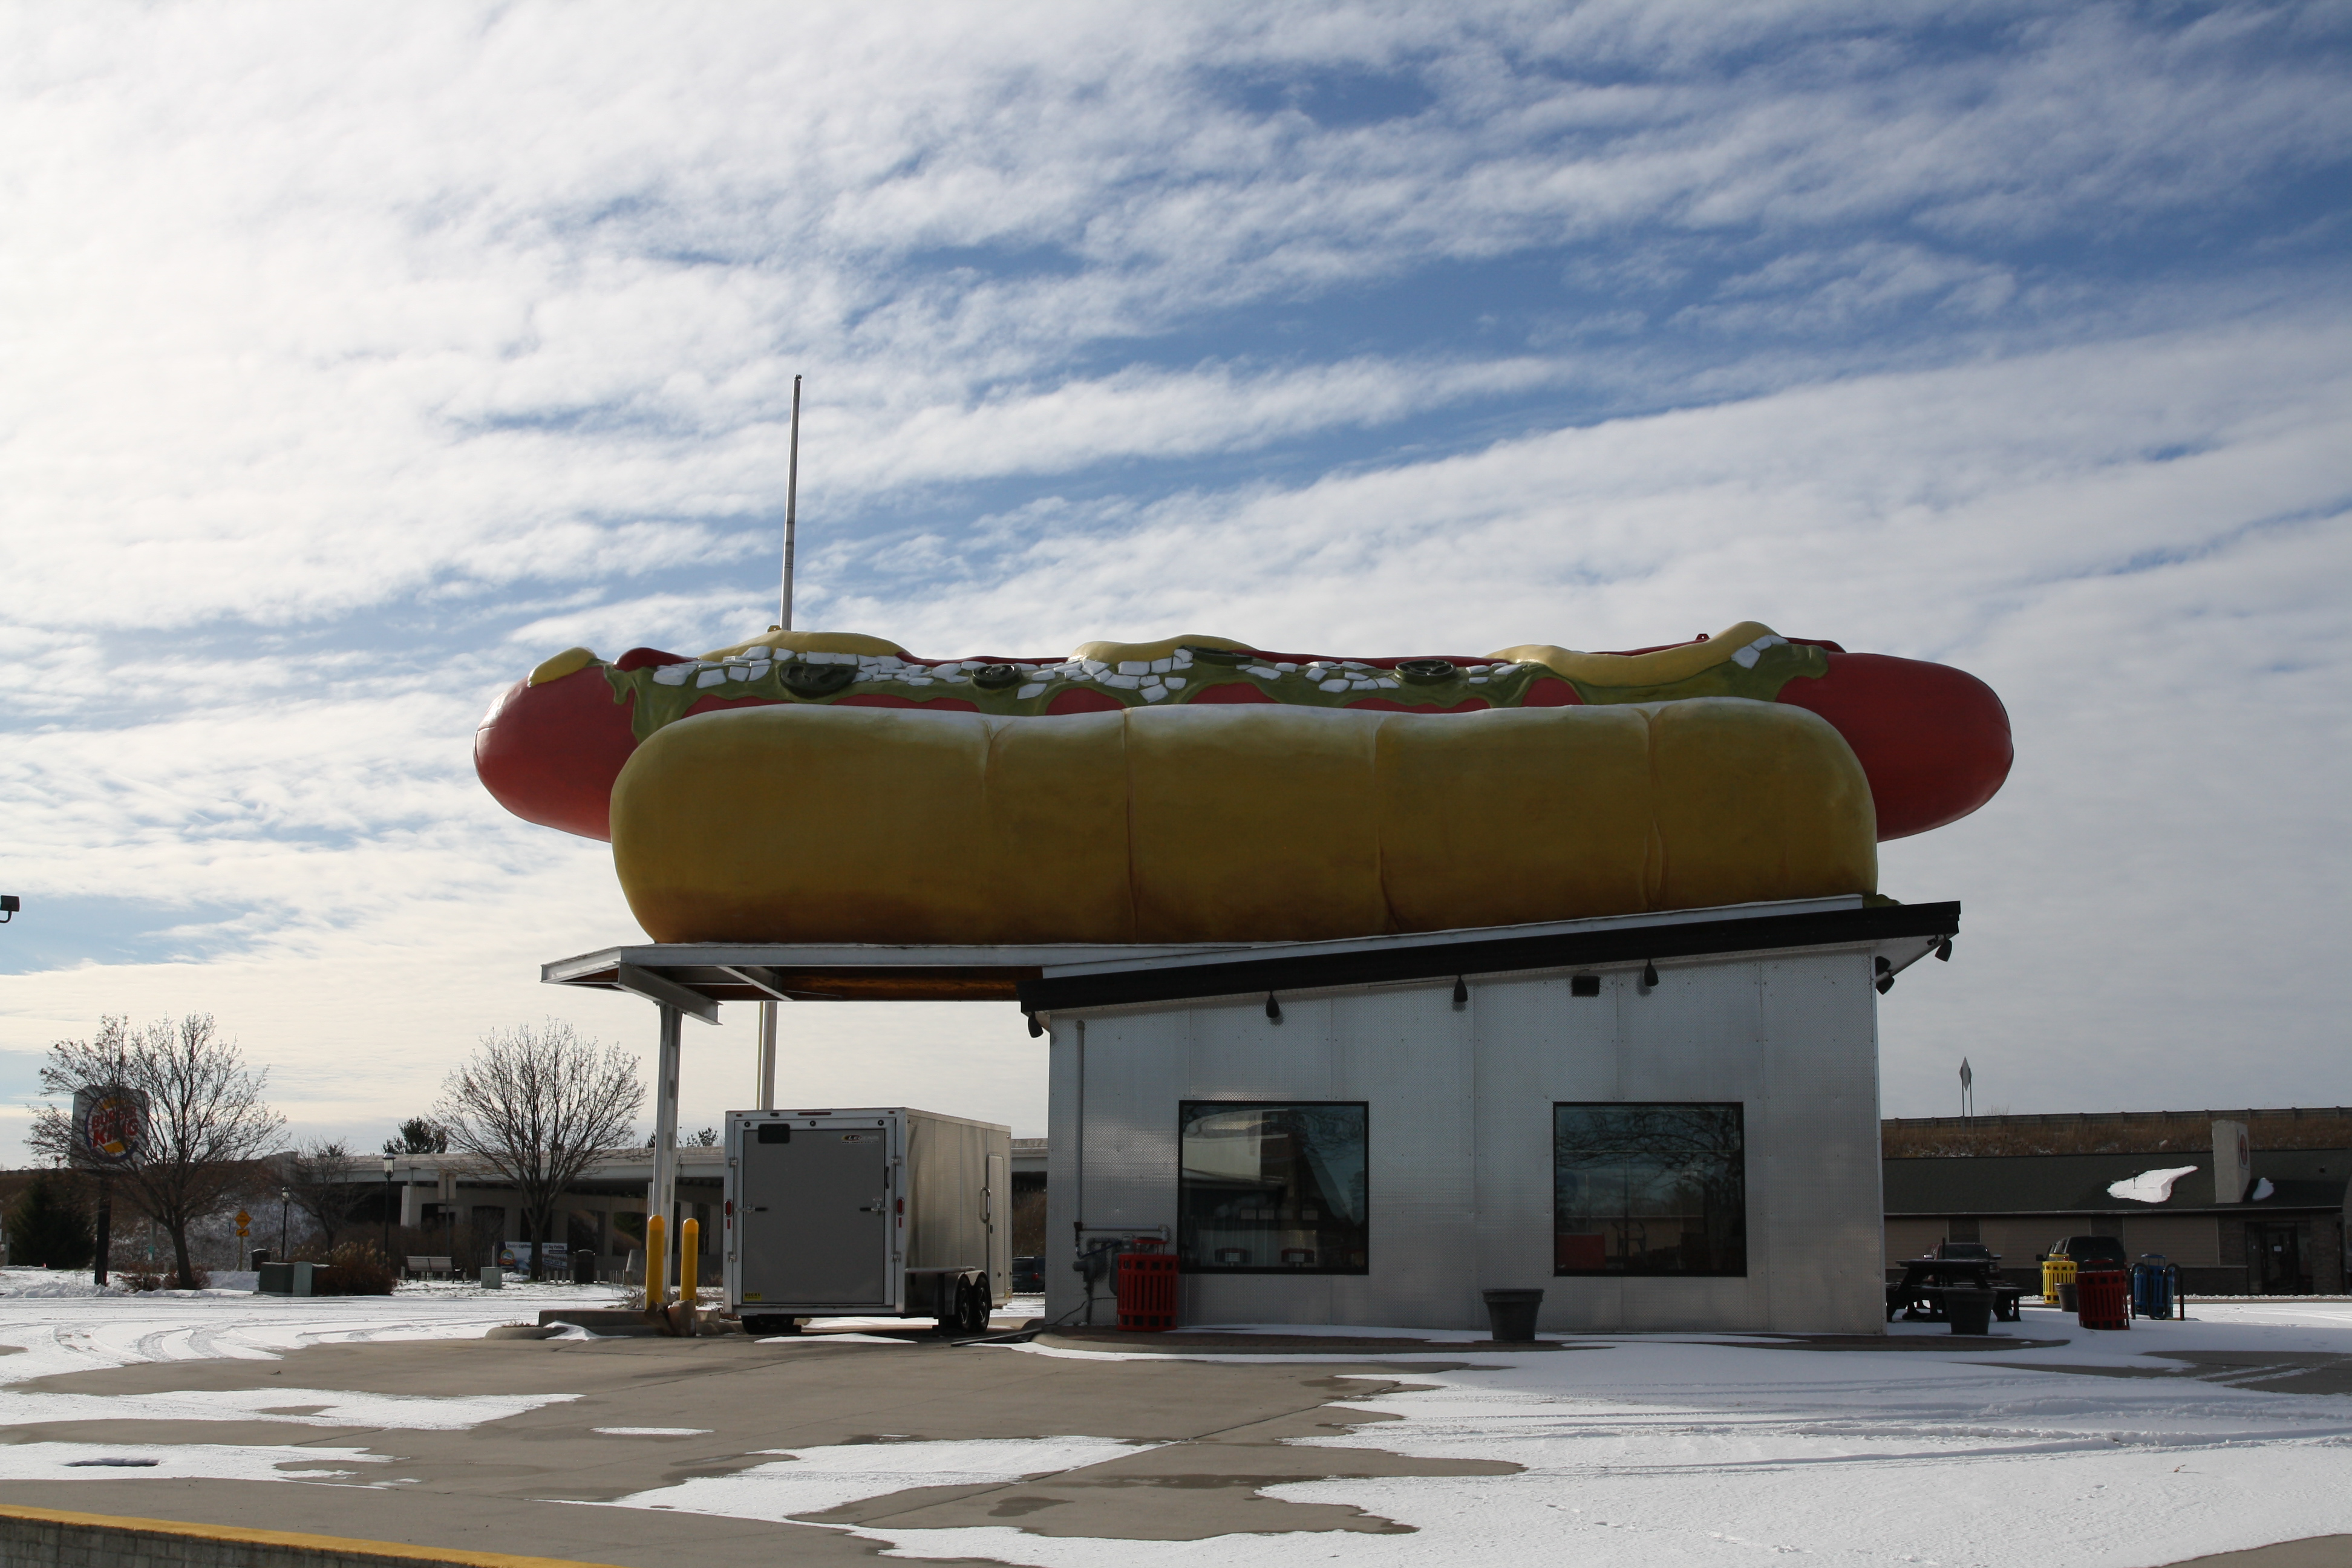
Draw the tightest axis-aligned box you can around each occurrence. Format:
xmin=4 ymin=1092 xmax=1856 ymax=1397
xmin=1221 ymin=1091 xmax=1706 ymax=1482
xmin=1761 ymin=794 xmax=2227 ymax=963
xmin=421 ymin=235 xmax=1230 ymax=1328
xmin=1882 ymin=1108 xmax=2350 ymax=1295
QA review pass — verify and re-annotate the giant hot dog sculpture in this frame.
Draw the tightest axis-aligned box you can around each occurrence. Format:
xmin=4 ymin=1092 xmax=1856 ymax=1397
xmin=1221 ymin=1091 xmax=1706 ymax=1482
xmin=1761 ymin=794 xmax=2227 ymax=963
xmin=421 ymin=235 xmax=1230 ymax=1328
xmin=477 ymin=621 xmax=2009 ymax=944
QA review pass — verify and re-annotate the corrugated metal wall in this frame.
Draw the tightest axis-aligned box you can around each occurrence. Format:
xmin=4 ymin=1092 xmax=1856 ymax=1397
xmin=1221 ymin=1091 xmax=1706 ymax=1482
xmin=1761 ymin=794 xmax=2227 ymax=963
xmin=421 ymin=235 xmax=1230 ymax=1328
xmin=1044 ymin=948 xmax=1886 ymax=1335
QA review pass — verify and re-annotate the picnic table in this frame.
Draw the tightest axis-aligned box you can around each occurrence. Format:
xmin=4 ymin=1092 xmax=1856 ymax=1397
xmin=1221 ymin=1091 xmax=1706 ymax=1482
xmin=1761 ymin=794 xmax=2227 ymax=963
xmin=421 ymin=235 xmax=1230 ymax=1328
xmin=1885 ymin=1257 xmax=2025 ymax=1323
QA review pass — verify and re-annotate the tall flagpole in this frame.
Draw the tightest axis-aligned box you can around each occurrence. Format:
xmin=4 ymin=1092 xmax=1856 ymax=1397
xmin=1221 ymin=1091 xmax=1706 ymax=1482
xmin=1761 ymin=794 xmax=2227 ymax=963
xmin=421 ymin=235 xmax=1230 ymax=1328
xmin=760 ymin=374 xmax=802 ymax=1112
xmin=780 ymin=374 xmax=801 ymax=632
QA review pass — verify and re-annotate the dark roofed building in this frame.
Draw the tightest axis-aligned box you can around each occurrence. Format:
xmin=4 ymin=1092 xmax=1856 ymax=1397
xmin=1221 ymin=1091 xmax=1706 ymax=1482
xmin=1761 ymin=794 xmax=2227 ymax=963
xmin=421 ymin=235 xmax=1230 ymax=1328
xmin=1881 ymin=1109 xmax=2350 ymax=1296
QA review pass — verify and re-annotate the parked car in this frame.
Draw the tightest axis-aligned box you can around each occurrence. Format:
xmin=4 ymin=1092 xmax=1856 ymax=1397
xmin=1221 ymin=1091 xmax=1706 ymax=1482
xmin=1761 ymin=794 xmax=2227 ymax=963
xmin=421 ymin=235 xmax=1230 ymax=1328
xmin=1010 ymin=1255 xmax=1044 ymax=1294
xmin=1934 ymin=1241 xmax=1999 ymax=1263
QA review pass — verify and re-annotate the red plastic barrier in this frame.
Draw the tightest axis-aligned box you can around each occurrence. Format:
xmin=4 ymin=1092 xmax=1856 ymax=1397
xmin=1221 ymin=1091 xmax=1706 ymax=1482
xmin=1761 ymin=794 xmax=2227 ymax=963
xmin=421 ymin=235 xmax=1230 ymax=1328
xmin=2076 ymin=1264 xmax=2131 ymax=1331
xmin=1116 ymin=1240 xmax=1178 ymax=1333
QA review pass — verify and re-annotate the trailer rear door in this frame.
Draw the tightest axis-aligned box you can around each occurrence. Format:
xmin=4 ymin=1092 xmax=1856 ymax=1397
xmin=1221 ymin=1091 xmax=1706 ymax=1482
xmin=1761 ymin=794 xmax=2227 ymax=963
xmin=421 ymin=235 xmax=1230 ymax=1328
xmin=739 ymin=1125 xmax=893 ymax=1307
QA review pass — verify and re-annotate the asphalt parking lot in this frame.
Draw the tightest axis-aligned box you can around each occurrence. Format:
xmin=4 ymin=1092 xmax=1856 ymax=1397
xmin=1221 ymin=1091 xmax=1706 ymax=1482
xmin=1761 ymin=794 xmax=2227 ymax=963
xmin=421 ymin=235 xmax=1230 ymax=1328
xmin=0 ymin=1327 xmax=1511 ymax=1566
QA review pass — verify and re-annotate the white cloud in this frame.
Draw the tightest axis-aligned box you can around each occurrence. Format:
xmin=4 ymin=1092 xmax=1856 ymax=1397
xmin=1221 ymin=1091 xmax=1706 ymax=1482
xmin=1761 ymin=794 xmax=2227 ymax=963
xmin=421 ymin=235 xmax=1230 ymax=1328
xmin=8 ymin=2 xmax=2347 ymax=631
xmin=1 ymin=2 xmax=2347 ymax=1154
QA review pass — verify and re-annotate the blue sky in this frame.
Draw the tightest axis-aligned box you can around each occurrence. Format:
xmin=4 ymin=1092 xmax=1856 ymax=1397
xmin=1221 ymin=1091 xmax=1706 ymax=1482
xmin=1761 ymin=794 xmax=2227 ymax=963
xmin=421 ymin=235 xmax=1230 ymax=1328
xmin=1 ymin=1 xmax=2347 ymax=1155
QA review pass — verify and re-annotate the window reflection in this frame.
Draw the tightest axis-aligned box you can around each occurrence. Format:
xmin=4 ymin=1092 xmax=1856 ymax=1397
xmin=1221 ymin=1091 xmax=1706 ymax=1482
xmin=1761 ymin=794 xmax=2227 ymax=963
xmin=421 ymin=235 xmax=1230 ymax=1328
xmin=1178 ymin=1102 xmax=1368 ymax=1273
xmin=1554 ymin=1103 xmax=1746 ymax=1276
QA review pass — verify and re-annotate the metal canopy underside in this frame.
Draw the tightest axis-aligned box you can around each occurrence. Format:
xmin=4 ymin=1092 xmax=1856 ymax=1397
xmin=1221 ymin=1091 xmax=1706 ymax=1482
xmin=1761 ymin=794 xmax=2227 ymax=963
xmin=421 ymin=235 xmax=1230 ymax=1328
xmin=542 ymin=895 xmax=1959 ymax=1014
xmin=541 ymin=940 xmax=1264 ymax=1010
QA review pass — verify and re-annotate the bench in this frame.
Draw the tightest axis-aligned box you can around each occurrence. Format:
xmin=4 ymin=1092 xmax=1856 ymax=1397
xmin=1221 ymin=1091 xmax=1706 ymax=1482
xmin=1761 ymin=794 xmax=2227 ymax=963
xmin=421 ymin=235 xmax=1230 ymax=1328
xmin=405 ymin=1255 xmax=454 ymax=1280
xmin=1886 ymin=1258 xmax=2026 ymax=1323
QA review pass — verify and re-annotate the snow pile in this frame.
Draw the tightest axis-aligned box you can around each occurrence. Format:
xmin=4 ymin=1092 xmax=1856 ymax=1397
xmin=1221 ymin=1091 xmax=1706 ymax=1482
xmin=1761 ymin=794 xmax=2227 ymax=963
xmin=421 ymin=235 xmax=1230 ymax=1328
xmin=2106 ymin=1164 xmax=2200 ymax=1202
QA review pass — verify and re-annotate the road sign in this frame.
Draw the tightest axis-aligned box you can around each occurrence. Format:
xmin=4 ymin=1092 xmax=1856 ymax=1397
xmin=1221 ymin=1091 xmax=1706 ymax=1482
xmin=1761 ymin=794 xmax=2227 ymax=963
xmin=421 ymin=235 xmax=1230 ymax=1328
xmin=234 ymin=1210 xmax=250 ymax=1238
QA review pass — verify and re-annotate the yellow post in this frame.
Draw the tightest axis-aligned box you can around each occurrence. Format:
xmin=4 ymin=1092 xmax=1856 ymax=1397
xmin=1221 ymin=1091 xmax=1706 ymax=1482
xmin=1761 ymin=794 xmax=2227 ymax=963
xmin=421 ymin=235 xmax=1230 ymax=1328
xmin=644 ymin=1214 xmax=666 ymax=1309
xmin=680 ymin=1218 xmax=699 ymax=1307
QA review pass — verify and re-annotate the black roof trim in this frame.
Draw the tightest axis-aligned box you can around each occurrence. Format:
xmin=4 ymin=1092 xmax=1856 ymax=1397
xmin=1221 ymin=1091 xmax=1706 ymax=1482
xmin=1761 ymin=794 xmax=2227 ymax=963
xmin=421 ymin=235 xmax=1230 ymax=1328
xmin=1019 ymin=901 xmax=1959 ymax=1016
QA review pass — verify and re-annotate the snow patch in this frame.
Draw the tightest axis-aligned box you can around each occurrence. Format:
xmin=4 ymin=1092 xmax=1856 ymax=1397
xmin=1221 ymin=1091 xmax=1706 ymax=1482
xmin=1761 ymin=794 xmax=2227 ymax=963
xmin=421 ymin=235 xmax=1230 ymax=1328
xmin=599 ymin=1436 xmax=1160 ymax=1524
xmin=2107 ymin=1165 xmax=2200 ymax=1203
xmin=0 ymin=1278 xmax=612 ymax=1432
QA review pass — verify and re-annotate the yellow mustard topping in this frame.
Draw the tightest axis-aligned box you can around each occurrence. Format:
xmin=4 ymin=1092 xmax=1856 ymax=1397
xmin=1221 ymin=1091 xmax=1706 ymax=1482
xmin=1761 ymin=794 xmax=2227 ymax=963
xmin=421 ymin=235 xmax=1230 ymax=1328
xmin=705 ymin=630 xmax=913 ymax=661
xmin=1489 ymin=621 xmax=1778 ymax=688
xmin=1067 ymin=633 xmax=1254 ymax=664
xmin=527 ymin=647 xmax=599 ymax=687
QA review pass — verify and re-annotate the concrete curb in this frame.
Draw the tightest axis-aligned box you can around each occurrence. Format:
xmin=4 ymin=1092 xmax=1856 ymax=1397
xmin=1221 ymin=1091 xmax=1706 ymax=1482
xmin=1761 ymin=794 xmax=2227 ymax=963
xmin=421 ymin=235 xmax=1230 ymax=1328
xmin=0 ymin=1503 xmax=628 ymax=1568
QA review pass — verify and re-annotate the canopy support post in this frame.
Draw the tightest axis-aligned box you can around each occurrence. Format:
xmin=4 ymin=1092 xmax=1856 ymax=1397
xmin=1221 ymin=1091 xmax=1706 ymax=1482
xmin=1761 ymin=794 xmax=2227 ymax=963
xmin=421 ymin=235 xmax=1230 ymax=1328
xmin=757 ymin=1000 xmax=778 ymax=1112
xmin=648 ymin=1004 xmax=682 ymax=1294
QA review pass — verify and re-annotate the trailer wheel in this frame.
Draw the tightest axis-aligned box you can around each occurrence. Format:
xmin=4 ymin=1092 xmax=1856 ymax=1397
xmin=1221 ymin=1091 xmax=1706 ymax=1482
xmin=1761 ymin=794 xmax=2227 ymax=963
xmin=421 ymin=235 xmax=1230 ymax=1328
xmin=964 ymin=1276 xmax=992 ymax=1334
xmin=936 ymin=1278 xmax=982 ymax=1337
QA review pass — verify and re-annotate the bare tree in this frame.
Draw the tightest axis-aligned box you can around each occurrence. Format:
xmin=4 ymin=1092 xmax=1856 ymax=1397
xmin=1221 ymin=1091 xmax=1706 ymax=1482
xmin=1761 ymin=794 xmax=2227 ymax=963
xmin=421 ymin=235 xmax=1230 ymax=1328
xmin=434 ymin=1020 xmax=642 ymax=1281
xmin=28 ymin=1015 xmax=286 ymax=1289
xmin=283 ymin=1140 xmax=360 ymax=1252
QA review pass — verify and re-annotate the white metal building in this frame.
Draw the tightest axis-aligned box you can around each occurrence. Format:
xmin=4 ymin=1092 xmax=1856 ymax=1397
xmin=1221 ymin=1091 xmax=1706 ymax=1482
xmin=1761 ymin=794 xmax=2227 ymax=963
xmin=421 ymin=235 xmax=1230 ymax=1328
xmin=1026 ymin=895 xmax=1958 ymax=1335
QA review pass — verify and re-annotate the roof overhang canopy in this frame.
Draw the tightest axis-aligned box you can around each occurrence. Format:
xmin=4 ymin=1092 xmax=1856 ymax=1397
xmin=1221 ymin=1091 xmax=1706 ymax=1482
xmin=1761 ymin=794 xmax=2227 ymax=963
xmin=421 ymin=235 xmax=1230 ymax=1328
xmin=543 ymin=895 xmax=1959 ymax=1017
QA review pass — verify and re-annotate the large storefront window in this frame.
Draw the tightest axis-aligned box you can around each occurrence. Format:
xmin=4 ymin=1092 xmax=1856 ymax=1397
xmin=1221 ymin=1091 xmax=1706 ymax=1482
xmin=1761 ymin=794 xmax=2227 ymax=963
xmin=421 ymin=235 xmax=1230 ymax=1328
xmin=1553 ymin=1103 xmax=1746 ymax=1276
xmin=1178 ymin=1102 xmax=1368 ymax=1273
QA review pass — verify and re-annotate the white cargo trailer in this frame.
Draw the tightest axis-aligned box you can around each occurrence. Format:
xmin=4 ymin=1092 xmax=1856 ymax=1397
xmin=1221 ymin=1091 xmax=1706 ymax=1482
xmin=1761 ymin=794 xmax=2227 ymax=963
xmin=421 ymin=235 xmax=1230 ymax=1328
xmin=724 ymin=1107 xmax=1010 ymax=1336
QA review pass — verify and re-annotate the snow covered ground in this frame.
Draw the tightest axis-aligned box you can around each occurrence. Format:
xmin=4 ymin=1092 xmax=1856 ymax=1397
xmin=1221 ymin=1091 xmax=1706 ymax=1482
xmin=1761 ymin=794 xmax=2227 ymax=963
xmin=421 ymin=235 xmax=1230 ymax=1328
xmin=0 ymin=1270 xmax=2343 ymax=1566
xmin=618 ymin=1301 xmax=2352 ymax=1568
xmin=0 ymin=1267 xmax=626 ymax=1487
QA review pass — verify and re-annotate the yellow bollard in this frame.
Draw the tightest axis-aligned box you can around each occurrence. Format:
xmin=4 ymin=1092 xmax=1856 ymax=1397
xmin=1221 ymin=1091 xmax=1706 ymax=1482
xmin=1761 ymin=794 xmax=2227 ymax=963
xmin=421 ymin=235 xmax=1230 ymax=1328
xmin=680 ymin=1218 xmax=699 ymax=1308
xmin=645 ymin=1214 xmax=667 ymax=1310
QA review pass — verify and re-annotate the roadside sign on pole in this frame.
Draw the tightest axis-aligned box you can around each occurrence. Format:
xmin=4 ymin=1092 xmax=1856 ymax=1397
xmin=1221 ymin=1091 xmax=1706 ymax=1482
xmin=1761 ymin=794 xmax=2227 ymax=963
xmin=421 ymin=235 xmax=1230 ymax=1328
xmin=73 ymin=1085 xmax=148 ymax=1165
xmin=235 ymin=1210 xmax=250 ymax=1238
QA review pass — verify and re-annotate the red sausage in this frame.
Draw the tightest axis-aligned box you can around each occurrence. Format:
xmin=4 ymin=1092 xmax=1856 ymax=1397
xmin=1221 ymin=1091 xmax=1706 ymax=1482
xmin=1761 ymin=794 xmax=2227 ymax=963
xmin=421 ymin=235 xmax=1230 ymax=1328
xmin=474 ymin=665 xmax=641 ymax=842
xmin=1773 ymin=653 xmax=2013 ymax=840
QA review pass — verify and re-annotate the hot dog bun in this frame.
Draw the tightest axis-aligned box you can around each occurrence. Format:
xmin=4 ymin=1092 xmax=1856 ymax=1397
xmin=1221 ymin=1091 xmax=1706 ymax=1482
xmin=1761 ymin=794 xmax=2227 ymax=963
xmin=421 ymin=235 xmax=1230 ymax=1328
xmin=609 ymin=697 xmax=1877 ymax=946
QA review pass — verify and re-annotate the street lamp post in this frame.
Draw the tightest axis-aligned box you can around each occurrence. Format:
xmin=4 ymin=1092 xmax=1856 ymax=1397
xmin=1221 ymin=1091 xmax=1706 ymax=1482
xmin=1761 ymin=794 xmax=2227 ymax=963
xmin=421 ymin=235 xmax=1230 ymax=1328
xmin=278 ymin=1186 xmax=290 ymax=1259
xmin=381 ymin=1155 xmax=396 ymax=1261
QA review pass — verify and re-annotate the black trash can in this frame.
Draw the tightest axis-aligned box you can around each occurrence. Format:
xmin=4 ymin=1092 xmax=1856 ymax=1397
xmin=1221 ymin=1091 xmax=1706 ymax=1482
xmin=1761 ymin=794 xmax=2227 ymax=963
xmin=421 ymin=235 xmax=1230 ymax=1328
xmin=572 ymin=1250 xmax=598 ymax=1285
xmin=1944 ymin=1286 xmax=1996 ymax=1336
xmin=1481 ymin=1288 xmax=1544 ymax=1342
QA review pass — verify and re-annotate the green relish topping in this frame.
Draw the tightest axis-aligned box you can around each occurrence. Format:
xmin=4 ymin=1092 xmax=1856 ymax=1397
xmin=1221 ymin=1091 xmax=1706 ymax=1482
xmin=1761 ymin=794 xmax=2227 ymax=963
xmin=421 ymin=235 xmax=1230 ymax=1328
xmin=599 ymin=639 xmax=1826 ymax=743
